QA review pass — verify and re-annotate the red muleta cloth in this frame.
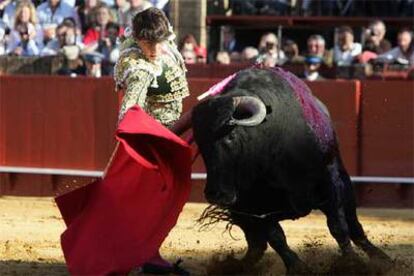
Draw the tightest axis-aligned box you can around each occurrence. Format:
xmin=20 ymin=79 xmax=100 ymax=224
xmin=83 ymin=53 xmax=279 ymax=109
xmin=55 ymin=105 xmax=192 ymax=275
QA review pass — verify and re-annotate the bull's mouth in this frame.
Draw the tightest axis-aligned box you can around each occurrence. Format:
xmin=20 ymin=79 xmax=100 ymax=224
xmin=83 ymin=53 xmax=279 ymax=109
xmin=210 ymin=194 xmax=237 ymax=208
xmin=204 ymin=185 xmax=237 ymax=207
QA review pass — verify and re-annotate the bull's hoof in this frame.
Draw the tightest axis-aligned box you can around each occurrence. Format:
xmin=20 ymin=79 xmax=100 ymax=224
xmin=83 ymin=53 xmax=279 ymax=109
xmin=286 ymin=260 xmax=312 ymax=275
xmin=368 ymin=252 xmax=394 ymax=274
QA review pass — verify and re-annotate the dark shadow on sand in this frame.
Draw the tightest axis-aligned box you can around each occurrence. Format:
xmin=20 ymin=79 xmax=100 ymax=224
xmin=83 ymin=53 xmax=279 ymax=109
xmin=0 ymin=260 xmax=68 ymax=276
xmin=186 ymin=244 xmax=413 ymax=275
xmin=0 ymin=244 xmax=412 ymax=276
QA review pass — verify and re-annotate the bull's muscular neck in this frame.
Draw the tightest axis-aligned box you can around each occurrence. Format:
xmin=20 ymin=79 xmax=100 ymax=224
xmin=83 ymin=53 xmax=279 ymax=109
xmin=270 ymin=67 xmax=335 ymax=152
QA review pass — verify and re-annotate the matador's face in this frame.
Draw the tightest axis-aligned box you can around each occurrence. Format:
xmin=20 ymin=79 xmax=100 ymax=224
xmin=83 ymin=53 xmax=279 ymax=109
xmin=137 ymin=40 xmax=163 ymax=62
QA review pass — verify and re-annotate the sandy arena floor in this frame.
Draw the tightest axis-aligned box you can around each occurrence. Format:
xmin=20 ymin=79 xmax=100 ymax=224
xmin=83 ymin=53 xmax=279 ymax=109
xmin=0 ymin=196 xmax=413 ymax=275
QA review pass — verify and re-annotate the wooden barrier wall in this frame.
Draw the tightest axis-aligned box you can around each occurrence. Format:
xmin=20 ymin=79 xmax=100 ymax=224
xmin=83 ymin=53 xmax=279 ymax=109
xmin=360 ymin=81 xmax=414 ymax=177
xmin=0 ymin=76 xmax=118 ymax=170
xmin=308 ymin=81 xmax=361 ymax=175
xmin=0 ymin=76 xmax=412 ymax=207
xmin=357 ymin=81 xmax=414 ymax=208
xmin=0 ymin=76 xmax=119 ymax=196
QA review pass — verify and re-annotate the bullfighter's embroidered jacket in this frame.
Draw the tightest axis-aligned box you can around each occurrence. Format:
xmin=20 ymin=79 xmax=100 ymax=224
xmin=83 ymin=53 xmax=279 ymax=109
xmin=114 ymin=36 xmax=189 ymax=126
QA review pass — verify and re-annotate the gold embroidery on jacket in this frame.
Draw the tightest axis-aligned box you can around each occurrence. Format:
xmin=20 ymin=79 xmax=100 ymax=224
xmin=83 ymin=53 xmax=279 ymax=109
xmin=114 ymin=39 xmax=189 ymax=125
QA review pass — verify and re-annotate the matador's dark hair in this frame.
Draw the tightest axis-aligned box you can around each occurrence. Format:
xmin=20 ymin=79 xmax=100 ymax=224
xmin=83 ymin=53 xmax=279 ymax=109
xmin=132 ymin=7 xmax=171 ymax=43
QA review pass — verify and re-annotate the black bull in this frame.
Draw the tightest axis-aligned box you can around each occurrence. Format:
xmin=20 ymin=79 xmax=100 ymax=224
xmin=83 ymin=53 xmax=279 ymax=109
xmin=191 ymin=68 xmax=391 ymax=274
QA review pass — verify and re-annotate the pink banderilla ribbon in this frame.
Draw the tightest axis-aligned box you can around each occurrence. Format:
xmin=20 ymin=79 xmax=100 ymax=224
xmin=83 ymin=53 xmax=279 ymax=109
xmin=197 ymin=73 xmax=237 ymax=101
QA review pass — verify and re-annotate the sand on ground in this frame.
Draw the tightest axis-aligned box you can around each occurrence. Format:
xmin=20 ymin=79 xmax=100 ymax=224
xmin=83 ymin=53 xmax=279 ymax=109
xmin=0 ymin=196 xmax=413 ymax=275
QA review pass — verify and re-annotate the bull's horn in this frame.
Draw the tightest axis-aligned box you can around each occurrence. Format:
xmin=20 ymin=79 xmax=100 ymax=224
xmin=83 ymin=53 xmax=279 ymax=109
xmin=229 ymin=96 xmax=266 ymax=126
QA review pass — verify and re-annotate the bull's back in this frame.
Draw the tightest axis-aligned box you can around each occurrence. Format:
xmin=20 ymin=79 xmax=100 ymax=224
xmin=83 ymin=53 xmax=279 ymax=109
xmin=230 ymin=68 xmax=335 ymax=154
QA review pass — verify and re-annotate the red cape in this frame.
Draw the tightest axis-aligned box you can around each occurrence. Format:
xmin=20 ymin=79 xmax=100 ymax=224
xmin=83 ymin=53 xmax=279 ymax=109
xmin=55 ymin=106 xmax=192 ymax=275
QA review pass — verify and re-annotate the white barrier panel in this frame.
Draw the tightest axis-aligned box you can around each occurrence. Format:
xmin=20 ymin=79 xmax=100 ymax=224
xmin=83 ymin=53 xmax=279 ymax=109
xmin=0 ymin=167 xmax=413 ymax=184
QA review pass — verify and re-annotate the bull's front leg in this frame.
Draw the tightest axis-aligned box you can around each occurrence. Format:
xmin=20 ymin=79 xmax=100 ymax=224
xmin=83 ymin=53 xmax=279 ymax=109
xmin=267 ymin=222 xmax=311 ymax=275
xmin=237 ymin=220 xmax=268 ymax=266
xmin=213 ymin=216 xmax=268 ymax=274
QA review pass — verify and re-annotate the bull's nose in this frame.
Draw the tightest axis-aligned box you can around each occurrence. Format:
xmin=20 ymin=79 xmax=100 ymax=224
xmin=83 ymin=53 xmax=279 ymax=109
xmin=204 ymin=190 xmax=218 ymax=204
xmin=205 ymin=190 xmax=237 ymax=207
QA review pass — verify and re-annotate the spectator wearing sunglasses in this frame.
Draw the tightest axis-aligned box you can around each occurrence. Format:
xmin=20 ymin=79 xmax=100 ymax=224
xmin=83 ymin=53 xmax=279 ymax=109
xmin=7 ymin=22 xmax=39 ymax=56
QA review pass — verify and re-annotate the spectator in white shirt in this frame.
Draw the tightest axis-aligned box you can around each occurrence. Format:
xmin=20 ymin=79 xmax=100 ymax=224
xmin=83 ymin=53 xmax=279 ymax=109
xmin=333 ymin=25 xmax=362 ymax=66
xmin=378 ymin=28 xmax=414 ymax=66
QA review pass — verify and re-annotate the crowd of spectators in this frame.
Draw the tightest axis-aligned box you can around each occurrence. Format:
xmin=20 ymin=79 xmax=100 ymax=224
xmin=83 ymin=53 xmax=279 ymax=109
xmin=196 ymin=22 xmax=413 ymax=81
xmin=208 ymin=0 xmax=414 ymax=17
xmin=0 ymin=0 xmax=413 ymax=80
xmin=0 ymin=0 xmax=169 ymax=76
